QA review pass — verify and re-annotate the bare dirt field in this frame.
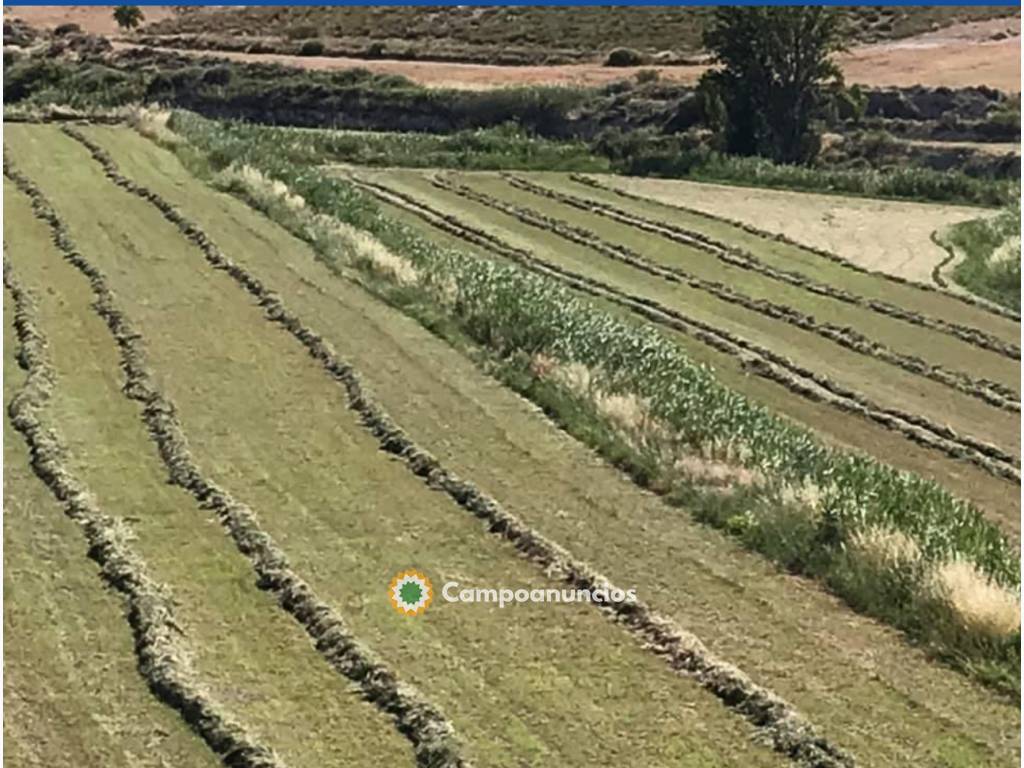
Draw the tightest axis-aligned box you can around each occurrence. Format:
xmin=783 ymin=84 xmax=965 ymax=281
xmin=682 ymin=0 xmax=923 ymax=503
xmin=9 ymin=7 xmax=1020 ymax=91
xmin=96 ymin=19 xmax=1021 ymax=93
xmin=5 ymin=5 xmax=174 ymax=35
xmin=587 ymin=174 xmax=992 ymax=284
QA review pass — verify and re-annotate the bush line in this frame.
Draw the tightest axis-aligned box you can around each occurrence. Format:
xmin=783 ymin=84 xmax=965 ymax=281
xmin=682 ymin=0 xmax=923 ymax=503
xmin=62 ymin=124 xmax=864 ymax=768
xmin=2 ymin=253 xmax=284 ymax=768
xmin=569 ymin=173 xmax=1023 ymax=324
xmin=508 ymin=174 xmax=1022 ymax=366
xmin=429 ymin=175 xmax=1020 ymax=477
xmin=7 ymin=149 xmax=467 ymax=768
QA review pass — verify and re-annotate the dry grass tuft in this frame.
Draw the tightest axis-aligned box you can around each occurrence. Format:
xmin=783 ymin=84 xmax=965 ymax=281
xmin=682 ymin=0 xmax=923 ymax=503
xmin=593 ymin=391 xmax=650 ymax=434
xmin=850 ymin=526 xmax=923 ymax=571
xmin=549 ymin=361 xmax=594 ymax=397
xmin=217 ymin=164 xmax=307 ymax=213
xmin=931 ymin=559 xmax=1021 ymax=640
xmin=779 ymin=479 xmax=827 ymax=514
xmin=212 ymin=164 xmax=420 ymax=286
xmin=674 ymin=455 xmax=763 ymax=488
xmin=129 ymin=105 xmax=182 ymax=147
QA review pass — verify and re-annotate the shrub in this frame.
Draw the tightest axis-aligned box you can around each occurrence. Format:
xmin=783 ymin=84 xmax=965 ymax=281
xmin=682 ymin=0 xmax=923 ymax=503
xmin=53 ymin=22 xmax=83 ymax=37
xmin=298 ymin=39 xmax=325 ymax=57
xmin=605 ymin=47 xmax=644 ymax=67
xmin=201 ymin=65 xmax=232 ymax=86
xmin=284 ymin=24 xmax=319 ymax=40
xmin=635 ymin=68 xmax=660 ymax=84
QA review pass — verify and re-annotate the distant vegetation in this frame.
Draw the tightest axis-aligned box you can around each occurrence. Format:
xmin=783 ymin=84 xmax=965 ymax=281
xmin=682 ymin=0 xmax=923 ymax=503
xmin=3 ymin=46 xmax=1018 ymax=208
xmin=141 ymin=6 xmax=1019 ymax=66
xmin=113 ymin=6 xmax=144 ymax=32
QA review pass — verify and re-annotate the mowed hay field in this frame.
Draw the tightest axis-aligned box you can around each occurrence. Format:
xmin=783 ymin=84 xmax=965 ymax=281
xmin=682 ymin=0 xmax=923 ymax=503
xmin=3 ymin=121 xmax=1021 ymax=768
xmin=351 ymin=166 xmax=1021 ymax=530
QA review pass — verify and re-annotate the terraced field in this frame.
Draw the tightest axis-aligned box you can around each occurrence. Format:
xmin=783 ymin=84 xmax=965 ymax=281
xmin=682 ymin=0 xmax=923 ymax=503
xmin=4 ymin=121 xmax=1020 ymax=768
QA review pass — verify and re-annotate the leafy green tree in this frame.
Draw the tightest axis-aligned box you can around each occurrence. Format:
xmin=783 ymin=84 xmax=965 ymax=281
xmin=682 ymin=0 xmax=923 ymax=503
xmin=113 ymin=6 xmax=144 ymax=32
xmin=700 ymin=8 xmax=847 ymax=164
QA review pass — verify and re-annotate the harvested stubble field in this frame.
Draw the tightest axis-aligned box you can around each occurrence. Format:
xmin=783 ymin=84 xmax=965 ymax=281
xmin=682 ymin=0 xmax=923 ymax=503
xmin=3 ymin=119 xmax=1021 ymax=768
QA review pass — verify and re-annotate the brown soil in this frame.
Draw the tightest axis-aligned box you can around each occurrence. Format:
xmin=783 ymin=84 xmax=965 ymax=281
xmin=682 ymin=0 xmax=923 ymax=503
xmin=101 ymin=18 xmax=1022 ymax=93
xmin=9 ymin=8 xmax=1020 ymax=92
xmin=5 ymin=5 xmax=174 ymax=36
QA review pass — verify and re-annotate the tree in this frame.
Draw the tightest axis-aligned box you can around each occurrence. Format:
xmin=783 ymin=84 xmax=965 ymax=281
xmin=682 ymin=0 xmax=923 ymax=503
xmin=699 ymin=8 xmax=847 ymax=164
xmin=113 ymin=6 xmax=144 ymax=32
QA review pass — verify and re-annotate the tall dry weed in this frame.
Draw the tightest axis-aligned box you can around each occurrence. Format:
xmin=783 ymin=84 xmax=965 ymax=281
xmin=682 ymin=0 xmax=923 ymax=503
xmin=931 ymin=559 xmax=1021 ymax=641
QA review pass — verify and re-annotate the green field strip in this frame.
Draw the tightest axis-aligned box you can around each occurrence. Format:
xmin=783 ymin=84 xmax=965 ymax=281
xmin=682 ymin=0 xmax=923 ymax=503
xmin=554 ymin=173 xmax=1022 ymax=344
xmin=3 ymin=168 xmax=418 ymax=768
xmin=347 ymin=175 xmax=1021 ymax=532
xmin=438 ymin=173 xmax=1022 ymax=461
xmin=477 ymin=173 xmax=1019 ymax=397
xmin=2 ymin=274 xmax=218 ymax=768
xmin=81 ymin=126 xmax=1021 ymax=767
xmin=374 ymin=170 xmax=1020 ymax=468
xmin=359 ymin=174 xmax=1020 ymax=487
xmin=13 ymin=124 xmax=795 ymax=768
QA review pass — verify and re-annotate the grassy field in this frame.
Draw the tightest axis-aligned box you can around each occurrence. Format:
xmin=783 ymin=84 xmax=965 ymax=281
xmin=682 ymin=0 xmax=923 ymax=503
xmin=2 ymin=275 xmax=217 ymax=768
xmin=4 ymin=118 xmax=1021 ymax=767
xmin=7 ymin=122 xmax=802 ymax=768
xmin=353 ymin=170 xmax=1020 ymax=478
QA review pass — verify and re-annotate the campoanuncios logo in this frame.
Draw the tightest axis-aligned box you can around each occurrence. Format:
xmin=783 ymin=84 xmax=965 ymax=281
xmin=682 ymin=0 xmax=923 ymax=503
xmin=389 ymin=569 xmax=433 ymax=616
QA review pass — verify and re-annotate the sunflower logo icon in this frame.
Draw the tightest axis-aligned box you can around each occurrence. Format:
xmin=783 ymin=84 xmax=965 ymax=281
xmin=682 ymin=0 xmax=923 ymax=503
xmin=389 ymin=569 xmax=433 ymax=616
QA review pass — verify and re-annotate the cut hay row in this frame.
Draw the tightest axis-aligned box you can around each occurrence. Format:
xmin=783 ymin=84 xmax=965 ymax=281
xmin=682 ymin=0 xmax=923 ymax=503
xmin=441 ymin=175 xmax=1017 ymax=413
xmin=427 ymin=176 xmax=1020 ymax=474
xmin=63 ymin=125 xmax=856 ymax=768
xmin=569 ymin=174 xmax=1022 ymax=323
xmin=6 ymin=145 xmax=466 ymax=768
xmin=929 ymin=230 xmax=960 ymax=289
xmin=360 ymin=176 xmax=1020 ymax=485
xmin=508 ymin=174 xmax=1021 ymax=364
xmin=1 ymin=254 xmax=282 ymax=768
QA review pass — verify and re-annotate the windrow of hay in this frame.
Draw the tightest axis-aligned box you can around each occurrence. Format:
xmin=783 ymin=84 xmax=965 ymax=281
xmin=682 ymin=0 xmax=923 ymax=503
xmin=71 ymin=125 xmax=855 ymax=768
xmin=12 ymin=140 xmax=464 ymax=768
xmin=1 ymin=249 xmax=283 ymax=768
